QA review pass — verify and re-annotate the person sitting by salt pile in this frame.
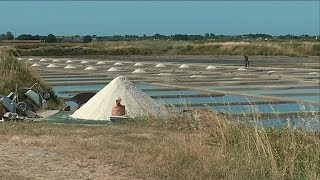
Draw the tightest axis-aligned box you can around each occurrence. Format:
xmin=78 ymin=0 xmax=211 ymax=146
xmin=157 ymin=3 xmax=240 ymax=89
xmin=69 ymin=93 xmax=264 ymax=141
xmin=112 ymin=98 xmax=126 ymax=116
xmin=71 ymin=76 xmax=169 ymax=120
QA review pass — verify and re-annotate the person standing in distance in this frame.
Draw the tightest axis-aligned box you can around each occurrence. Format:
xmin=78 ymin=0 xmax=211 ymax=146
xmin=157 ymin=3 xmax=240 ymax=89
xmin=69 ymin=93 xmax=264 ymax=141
xmin=244 ymin=55 xmax=249 ymax=68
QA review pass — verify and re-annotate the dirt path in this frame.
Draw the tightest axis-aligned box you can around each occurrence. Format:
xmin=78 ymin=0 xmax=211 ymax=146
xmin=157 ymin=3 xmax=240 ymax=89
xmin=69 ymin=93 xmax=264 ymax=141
xmin=0 ymin=143 xmax=131 ymax=180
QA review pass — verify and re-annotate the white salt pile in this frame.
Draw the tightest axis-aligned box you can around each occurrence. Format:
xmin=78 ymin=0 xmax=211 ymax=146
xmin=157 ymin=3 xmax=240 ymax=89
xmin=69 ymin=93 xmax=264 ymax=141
xmin=71 ymin=76 xmax=168 ymax=120
xmin=81 ymin=60 xmax=89 ymax=64
xmin=158 ymin=73 xmax=173 ymax=76
xmin=47 ymin=64 xmax=59 ymax=68
xmin=52 ymin=59 xmax=60 ymax=62
xmin=64 ymin=65 xmax=76 ymax=69
xmin=17 ymin=57 xmax=23 ymax=60
xmin=40 ymin=59 xmax=47 ymax=62
xmin=179 ymin=64 xmax=190 ymax=69
xmin=107 ymin=67 xmax=119 ymax=72
xmin=31 ymin=63 xmax=41 ymax=67
xmin=134 ymin=62 xmax=144 ymax=67
xmin=190 ymin=75 xmax=205 ymax=78
xmin=237 ymin=68 xmax=246 ymax=71
xmin=114 ymin=62 xmax=124 ymax=66
xmin=206 ymin=65 xmax=217 ymax=70
xmin=97 ymin=61 xmax=106 ymax=65
xmin=308 ymin=72 xmax=319 ymax=75
xmin=66 ymin=60 xmax=74 ymax=63
xmin=155 ymin=63 xmax=166 ymax=68
xmin=84 ymin=66 xmax=96 ymax=70
xmin=267 ymin=71 xmax=276 ymax=74
xmin=132 ymin=68 xmax=146 ymax=73
xmin=28 ymin=58 xmax=34 ymax=61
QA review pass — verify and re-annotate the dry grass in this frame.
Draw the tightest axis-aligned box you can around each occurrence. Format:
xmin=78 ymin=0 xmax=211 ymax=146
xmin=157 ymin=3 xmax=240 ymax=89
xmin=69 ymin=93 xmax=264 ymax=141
xmin=0 ymin=110 xmax=319 ymax=179
xmin=12 ymin=40 xmax=320 ymax=56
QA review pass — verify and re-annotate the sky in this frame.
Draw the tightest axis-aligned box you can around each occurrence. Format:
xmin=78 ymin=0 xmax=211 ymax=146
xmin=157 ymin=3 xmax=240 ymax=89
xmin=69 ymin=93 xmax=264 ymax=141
xmin=0 ymin=1 xmax=319 ymax=36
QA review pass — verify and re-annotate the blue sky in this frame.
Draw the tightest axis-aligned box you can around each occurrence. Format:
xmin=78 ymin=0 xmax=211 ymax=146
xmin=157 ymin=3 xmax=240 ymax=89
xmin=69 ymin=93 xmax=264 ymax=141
xmin=0 ymin=1 xmax=319 ymax=36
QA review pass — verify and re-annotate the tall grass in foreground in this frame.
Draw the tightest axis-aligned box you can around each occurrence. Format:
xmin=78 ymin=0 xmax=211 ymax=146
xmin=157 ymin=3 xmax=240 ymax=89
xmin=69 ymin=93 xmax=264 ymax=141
xmin=118 ymin=104 xmax=320 ymax=179
xmin=0 ymin=108 xmax=319 ymax=179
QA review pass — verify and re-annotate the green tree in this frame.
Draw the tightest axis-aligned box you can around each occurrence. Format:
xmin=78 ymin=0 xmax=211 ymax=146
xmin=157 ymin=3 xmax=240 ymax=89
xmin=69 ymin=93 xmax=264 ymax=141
xmin=3 ymin=32 xmax=14 ymax=40
xmin=83 ymin=35 xmax=92 ymax=43
xmin=46 ymin=34 xmax=57 ymax=43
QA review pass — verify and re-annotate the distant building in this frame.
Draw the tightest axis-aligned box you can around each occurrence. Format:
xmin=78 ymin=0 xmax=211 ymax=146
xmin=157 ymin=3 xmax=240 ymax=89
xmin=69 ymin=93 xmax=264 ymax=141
xmin=0 ymin=40 xmax=45 ymax=44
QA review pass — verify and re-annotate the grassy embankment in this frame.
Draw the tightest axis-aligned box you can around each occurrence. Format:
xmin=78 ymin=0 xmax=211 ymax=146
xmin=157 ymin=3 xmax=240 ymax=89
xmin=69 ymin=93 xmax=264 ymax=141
xmin=0 ymin=110 xmax=319 ymax=179
xmin=10 ymin=40 xmax=320 ymax=56
xmin=0 ymin=50 xmax=63 ymax=114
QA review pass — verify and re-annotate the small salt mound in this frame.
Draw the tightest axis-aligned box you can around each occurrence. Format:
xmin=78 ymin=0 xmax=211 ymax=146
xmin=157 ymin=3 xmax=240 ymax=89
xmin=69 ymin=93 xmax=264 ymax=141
xmin=132 ymin=68 xmax=146 ymax=74
xmin=134 ymin=62 xmax=144 ymax=67
xmin=308 ymin=72 xmax=319 ymax=75
xmin=47 ymin=64 xmax=59 ymax=68
xmin=64 ymin=65 xmax=76 ymax=69
xmin=71 ymin=76 xmax=168 ymax=120
xmin=40 ymin=59 xmax=47 ymax=62
xmin=97 ymin=61 xmax=106 ymax=65
xmin=81 ymin=60 xmax=89 ymax=64
xmin=179 ymin=64 xmax=190 ymax=69
xmin=158 ymin=73 xmax=173 ymax=76
xmin=84 ymin=66 xmax=96 ymax=70
xmin=17 ymin=57 xmax=23 ymax=60
xmin=206 ymin=65 xmax=217 ymax=70
xmin=31 ymin=63 xmax=41 ymax=67
xmin=190 ymin=75 xmax=205 ymax=78
xmin=114 ymin=62 xmax=124 ymax=66
xmin=107 ymin=67 xmax=119 ymax=72
xmin=267 ymin=71 xmax=276 ymax=74
xmin=237 ymin=68 xmax=246 ymax=71
xmin=155 ymin=63 xmax=166 ymax=68
xmin=66 ymin=60 xmax=74 ymax=63
xmin=52 ymin=59 xmax=60 ymax=62
xmin=28 ymin=58 xmax=34 ymax=61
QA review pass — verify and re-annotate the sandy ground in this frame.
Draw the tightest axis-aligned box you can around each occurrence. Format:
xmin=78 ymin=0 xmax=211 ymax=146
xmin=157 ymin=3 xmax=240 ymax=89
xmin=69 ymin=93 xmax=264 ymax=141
xmin=0 ymin=143 xmax=132 ymax=180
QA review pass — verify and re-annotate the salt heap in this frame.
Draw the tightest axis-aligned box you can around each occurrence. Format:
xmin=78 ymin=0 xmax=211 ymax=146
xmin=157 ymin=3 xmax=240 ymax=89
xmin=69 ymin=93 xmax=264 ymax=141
xmin=267 ymin=71 xmax=276 ymax=74
xmin=28 ymin=58 xmax=34 ymax=61
xmin=31 ymin=63 xmax=41 ymax=67
xmin=64 ymin=65 xmax=76 ymax=69
xmin=47 ymin=64 xmax=59 ymax=68
xmin=237 ymin=68 xmax=246 ymax=71
xmin=97 ymin=61 xmax=106 ymax=65
xmin=308 ymin=72 xmax=319 ymax=75
xmin=66 ymin=60 xmax=74 ymax=63
xmin=134 ymin=62 xmax=144 ymax=67
xmin=17 ymin=57 xmax=23 ymax=60
xmin=132 ymin=68 xmax=146 ymax=74
xmin=40 ymin=59 xmax=47 ymax=62
xmin=107 ymin=67 xmax=119 ymax=72
xmin=158 ymin=73 xmax=172 ymax=76
xmin=155 ymin=63 xmax=166 ymax=68
xmin=179 ymin=64 xmax=190 ymax=69
xmin=81 ymin=60 xmax=89 ymax=64
xmin=114 ymin=62 xmax=124 ymax=66
xmin=190 ymin=75 xmax=205 ymax=78
xmin=84 ymin=66 xmax=96 ymax=70
xmin=71 ymin=76 xmax=168 ymax=120
xmin=206 ymin=65 xmax=217 ymax=70
xmin=52 ymin=59 xmax=60 ymax=62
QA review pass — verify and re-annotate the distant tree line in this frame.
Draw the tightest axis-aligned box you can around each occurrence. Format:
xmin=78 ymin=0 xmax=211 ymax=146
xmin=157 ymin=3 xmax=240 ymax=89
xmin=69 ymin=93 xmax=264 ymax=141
xmin=0 ymin=31 xmax=318 ymax=43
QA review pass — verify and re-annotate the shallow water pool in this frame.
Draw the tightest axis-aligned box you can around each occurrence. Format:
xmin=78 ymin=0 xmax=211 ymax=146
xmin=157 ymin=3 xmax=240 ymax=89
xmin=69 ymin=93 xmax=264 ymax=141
xmin=156 ymin=95 xmax=262 ymax=105
xmin=210 ymin=103 xmax=319 ymax=114
xmin=146 ymin=90 xmax=204 ymax=97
